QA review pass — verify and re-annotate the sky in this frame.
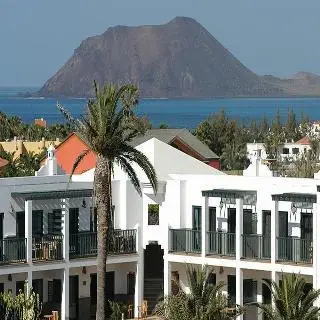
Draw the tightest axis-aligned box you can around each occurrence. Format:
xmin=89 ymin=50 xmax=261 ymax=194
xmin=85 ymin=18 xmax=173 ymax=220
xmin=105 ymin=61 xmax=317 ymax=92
xmin=0 ymin=0 xmax=319 ymax=87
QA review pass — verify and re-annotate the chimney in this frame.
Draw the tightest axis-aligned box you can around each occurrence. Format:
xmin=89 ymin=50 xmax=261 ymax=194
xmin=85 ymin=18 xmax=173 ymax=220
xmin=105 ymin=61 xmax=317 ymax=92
xmin=46 ymin=145 xmax=58 ymax=175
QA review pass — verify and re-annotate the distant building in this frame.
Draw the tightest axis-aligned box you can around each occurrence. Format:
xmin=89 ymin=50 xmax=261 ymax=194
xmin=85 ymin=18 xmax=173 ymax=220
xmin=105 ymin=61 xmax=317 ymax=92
xmin=247 ymin=136 xmax=313 ymax=161
xmin=0 ymin=137 xmax=61 ymax=159
xmin=34 ymin=118 xmax=47 ymax=128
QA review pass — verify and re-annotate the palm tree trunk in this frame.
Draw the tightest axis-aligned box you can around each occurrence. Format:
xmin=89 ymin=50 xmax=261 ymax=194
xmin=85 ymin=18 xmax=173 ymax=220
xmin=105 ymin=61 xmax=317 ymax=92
xmin=95 ymin=155 xmax=112 ymax=320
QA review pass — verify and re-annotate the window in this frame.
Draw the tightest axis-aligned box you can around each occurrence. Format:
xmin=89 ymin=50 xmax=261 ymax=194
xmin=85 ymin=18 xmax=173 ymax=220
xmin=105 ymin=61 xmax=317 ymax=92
xmin=292 ymin=147 xmax=299 ymax=155
xmin=32 ymin=210 xmax=43 ymax=238
xmin=282 ymin=148 xmax=289 ymax=154
xmin=148 ymin=204 xmax=159 ymax=225
xmin=243 ymin=209 xmax=257 ymax=235
xmin=16 ymin=281 xmax=25 ymax=295
xmin=48 ymin=279 xmax=62 ymax=303
xmin=243 ymin=279 xmax=257 ymax=303
xmin=48 ymin=210 xmax=62 ymax=235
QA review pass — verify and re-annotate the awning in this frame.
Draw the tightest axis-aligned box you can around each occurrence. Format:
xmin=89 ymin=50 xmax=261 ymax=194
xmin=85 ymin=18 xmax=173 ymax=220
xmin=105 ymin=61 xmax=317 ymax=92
xmin=202 ymin=189 xmax=257 ymax=205
xmin=271 ymin=193 xmax=316 ymax=203
xmin=202 ymin=189 xmax=256 ymax=198
xmin=11 ymin=189 xmax=93 ymax=201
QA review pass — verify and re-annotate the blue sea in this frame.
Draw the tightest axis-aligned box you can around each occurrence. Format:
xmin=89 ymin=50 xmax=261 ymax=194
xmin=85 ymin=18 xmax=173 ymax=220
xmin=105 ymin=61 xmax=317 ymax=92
xmin=1 ymin=87 xmax=320 ymax=128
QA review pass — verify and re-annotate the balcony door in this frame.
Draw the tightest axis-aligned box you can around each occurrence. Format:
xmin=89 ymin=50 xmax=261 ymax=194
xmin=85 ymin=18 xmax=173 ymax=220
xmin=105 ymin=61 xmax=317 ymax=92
xmin=0 ymin=213 xmax=3 ymax=240
xmin=69 ymin=208 xmax=79 ymax=255
xmin=278 ymin=211 xmax=289 ymax=260
xmin=192 ymin=206 xmax=201 ymax=251
xmin=227 ymin=208 xmax=236 ymax=254
xmin=208 ymin=207 xmax=216 ymax=232
xmin=301 ymin=212 xmax=313 ymax=262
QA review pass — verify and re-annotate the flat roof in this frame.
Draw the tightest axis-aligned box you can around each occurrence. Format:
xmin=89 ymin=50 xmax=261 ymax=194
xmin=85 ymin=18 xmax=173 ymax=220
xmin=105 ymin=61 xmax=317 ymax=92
xmin=11 ymin=188 xmax=93 ymax=200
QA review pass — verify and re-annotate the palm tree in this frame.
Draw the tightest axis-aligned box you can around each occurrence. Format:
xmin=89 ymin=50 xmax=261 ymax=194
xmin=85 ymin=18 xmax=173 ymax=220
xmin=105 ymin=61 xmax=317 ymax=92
xmin=154 ymin=264 xmax=243 ymax=320
xmin=57 ymin=81 xmax=158 ymax=320
xmin=256 ymin=273 xmax=320 ymax=320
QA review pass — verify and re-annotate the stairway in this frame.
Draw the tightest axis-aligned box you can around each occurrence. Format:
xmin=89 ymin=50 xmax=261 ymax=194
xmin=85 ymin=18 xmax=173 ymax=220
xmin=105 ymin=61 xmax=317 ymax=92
xmin=144 ymin=278 xmax=163 ymax=314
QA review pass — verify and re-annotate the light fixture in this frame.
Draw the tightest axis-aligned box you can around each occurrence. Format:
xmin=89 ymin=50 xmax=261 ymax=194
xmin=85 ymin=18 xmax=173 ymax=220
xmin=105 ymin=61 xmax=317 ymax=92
xmin=82 ymin=266 xmax=87 ymax=275
xmin=219 ymin=198 xmax=224 ymax=210
xmin=291 ymin=203 xmax=297 ymax=214
xmin=82 ymin=199 xmax=87 ymax=208
xmin=8 ymin=274 xmax=12 ymax=282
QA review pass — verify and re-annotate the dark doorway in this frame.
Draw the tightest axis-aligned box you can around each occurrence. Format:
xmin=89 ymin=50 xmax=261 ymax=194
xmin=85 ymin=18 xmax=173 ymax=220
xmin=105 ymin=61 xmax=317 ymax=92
xmin=144 ymin=244 xmax=164 ymax=313
xmin=16 ymin=212 xmax=25 ymax=238
xmin=90 ymin=272 xmax=114 ymax=317
xmin=227 ymin=275 xmax=236 ymax=307
xmin=32 ymin=279 xmax=43 ymax=302
xmin=69 ymin=275 xmax=79 ymax=320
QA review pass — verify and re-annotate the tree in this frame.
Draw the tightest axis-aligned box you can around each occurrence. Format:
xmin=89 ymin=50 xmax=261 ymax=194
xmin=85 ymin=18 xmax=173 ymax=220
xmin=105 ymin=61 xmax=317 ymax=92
xmin=154 ymin=265 xmax=243 ymax=320
xmin=284 ymin=109 xmax=298 ymax=142
xmin=195 ymin=110 xmax=237 ymax=156
xmin=256 ymin=273 xmax=320 ymax=320
xmin=57 ymin=82 xmax=158 ymax=320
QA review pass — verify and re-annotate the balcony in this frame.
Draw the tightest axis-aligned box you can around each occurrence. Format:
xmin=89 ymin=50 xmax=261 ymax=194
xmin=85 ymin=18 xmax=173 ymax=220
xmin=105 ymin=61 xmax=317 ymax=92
xmin=207 ymin=231 xmax=236 ymax=256
xmin=277 ymin=237 xmax=312 ymax=264
xmin=169 ymin=229 xmax=201 ymax=254
xmin=32 ymin=235 xmax=63 ymax=261
xmin=69 ymin=229 xmax=137 ymax=259
xmin=242 ymin=234 xmax=271 ymax=260
xmin=0 ymin=238 xmax=26 ymax=264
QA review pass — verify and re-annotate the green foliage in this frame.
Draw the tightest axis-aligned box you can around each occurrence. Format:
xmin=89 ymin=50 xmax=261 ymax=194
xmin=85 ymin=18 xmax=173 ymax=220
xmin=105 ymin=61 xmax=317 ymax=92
xmin=0 ymin=150 xmax=44 ymax=177
xmin=256 ymin=273 xmax=320 ymax=320
xmin=154 ymin=265 xmax=243 ymax=320
xmin=0 ymin=282 xmax=42 ymax=320
xmin=0 ymin=112 xmax=71 ymax=141
xmin=109 ymin=301 xmax=128 ymax=320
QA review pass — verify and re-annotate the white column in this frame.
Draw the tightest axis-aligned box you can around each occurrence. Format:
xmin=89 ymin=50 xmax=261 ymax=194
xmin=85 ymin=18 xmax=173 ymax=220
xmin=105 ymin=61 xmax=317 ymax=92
xmin=62 ymin=199 xmax=69 ymax=261
xmin=25 ymin=200 xmax=33 ymax=264
xmin=61 ymin=268 xmax=70 ymax=320
xmin=163 ymin=259 xmax=172 ymax=296
xmin=201 ymin=196 xmax=208 ymax=258
xmin=313 ymin=202 xmax=317 ymax=292
xmin=315 ymin=198 xmax=320 ymax=307
xmin=26 ymin=270 xmax=32 ymax=293
xmin=271 ymin=200 xmax=279 ymax=264
xmin=256 ymin=278 xmax=263 ymax=320
xmin=236 ymin=268 xmax=243 ymax=320
xmin=134 ymin=224 xmax=144 ymax=318
xmin=236 ymin=198 xmax=243 ymax=261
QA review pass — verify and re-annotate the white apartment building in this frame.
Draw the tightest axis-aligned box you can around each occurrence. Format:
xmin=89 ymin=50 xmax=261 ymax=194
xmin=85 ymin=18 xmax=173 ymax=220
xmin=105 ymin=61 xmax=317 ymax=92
xmin=1 ymin=138 xmax=320 ymax=320
xmin=247 ymin=136 xmax=312 ymax=161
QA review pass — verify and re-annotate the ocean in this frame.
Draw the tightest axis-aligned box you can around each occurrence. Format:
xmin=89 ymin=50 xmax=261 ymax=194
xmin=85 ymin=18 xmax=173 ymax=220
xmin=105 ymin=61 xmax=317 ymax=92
xmin=1 ymin=87 xmax=320 ymax=128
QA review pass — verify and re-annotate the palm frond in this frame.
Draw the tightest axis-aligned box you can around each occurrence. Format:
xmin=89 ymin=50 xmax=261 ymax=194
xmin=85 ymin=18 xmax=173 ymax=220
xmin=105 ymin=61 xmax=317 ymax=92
xmin=116 ymin=156 xmax=142 ymax=196
xmin=69 ymin=149 xmax=90 ymax=180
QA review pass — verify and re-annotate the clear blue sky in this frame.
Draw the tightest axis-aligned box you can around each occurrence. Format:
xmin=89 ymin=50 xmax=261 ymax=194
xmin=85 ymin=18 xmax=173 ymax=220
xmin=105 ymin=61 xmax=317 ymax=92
xmin=1 ymin=0 xmax=319 ymax=87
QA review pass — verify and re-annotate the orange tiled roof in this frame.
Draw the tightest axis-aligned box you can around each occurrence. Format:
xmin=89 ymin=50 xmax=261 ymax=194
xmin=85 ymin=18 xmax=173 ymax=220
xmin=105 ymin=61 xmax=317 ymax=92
xmin=295 ymin=136 xmax=312 ymax=145
xmin=0 ymin=157 xmax=9 ymax=168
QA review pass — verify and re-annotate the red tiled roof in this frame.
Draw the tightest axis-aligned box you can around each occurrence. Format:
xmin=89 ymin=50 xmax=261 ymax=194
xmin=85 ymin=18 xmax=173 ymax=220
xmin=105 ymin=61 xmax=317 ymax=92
xmin=0 ymin=157 xmax=9 ymax=168
xmin=295 ymin=136 xmax=312 ymax=145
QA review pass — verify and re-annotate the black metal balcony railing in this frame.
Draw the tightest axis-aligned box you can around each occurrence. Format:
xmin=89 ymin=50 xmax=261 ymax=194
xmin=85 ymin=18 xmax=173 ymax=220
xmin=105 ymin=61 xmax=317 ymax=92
xmin=69 ymin=229 xmax=137 ymax=259
xmin=277 ymin=237 xmax=312 ymax=263
xmin=207 ymin=231 xmax=236 ymax=256
xmin=70 ymin=232 xmax=97 ymax=258
xmin=32 ymin=235 xmax=63 ymax=261
xmin=170 ymin=229 xmax=201 ymax=253
xmin=242 ymin=234 xmax=271 ymax=260
xmin=0 ymin=238 xmax=26 ymax=264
